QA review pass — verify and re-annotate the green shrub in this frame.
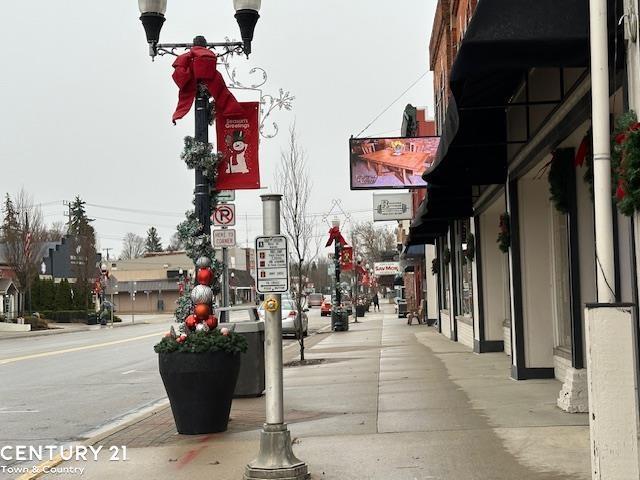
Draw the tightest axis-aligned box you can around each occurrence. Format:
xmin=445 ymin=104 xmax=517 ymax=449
xmin=24 ymin=316 xmax=49 ymax=330
xmin=154 ymin=330 xmax=248 ymax=355
xmin=39 ymin=310 xmax=89 ymax=323
xmin=113 ymin=316 xmax=122 ymax=323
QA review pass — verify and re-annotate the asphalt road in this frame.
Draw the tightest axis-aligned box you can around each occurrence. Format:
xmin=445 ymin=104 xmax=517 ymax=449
xmin=0 ymin=308 xmax=329 ymax=476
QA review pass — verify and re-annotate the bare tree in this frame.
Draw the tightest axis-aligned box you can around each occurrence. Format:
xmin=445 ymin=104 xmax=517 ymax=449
xmin=45 ymin=221 xmax=67 ymax=242
xmin=351 ymin=221 xmax=397 ymax=262
xmin=120 ymin=233 xmax=146 ymax=260
xmin=1 ymin=189 xmax=47 ymax=313
xmin=165 ymin=232 xmax=184 ymax=252
xmin=276 ymin=125 xmax=318 ymax=361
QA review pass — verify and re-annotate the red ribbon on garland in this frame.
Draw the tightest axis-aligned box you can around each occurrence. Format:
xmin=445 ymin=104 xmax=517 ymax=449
xmin=326 ymin=226 xmax=347 ymax=247
xmin=575 ymin=135 xmax=589 ymax=166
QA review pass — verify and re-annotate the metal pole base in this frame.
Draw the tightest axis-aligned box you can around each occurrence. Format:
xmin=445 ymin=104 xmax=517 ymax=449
xmin=244 ymin=424 xmax=310 ymax=480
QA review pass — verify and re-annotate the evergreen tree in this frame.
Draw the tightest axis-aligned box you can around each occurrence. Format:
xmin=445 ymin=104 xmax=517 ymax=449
xmin=1 ymin=194 xmax=19 ymax=240
xmin=67 ymin=196 xmax=97 ymax=286
xmin=55 ymin=279 xmax=73 ymax=310
xmin=145 ymin=227 xmax=163 ymax=253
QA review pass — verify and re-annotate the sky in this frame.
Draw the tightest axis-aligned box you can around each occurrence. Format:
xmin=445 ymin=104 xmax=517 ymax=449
xmin=0 ymin=0 xmax=437 ymax=259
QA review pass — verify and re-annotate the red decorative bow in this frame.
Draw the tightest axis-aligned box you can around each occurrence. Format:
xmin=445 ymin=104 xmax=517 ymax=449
xmin=575 ymin=135 xmax=589 ymax=167
xmin=326 ymin=226 xmax=347 ymax=247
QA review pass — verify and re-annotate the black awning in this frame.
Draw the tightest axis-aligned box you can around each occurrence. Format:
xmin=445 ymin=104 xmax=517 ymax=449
xmin=424 ymin=0 xmax=590 ymax=186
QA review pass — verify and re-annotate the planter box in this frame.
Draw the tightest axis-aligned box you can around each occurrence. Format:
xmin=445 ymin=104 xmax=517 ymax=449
xmin=159 ymin=350 xmax=241 ymax=434
xmin=0 ymin=322 xmax=31 ymax=332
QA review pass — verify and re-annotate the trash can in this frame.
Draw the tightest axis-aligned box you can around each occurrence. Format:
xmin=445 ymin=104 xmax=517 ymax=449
xmin=331 ymin=307 xmax=349 ymax=331
xmin=397 ymin=300 xmax=407 ymax=318
xmin=356 ymin=305 xmax=366 ymax=317
xmin=231 ymin=320 xmax=265 ymax=397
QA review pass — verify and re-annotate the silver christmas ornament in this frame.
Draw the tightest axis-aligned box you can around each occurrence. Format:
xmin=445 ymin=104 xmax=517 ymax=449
xmin=190 ymin=284 xmax=213 ymax=305
xmin=195 ymin=323 xmax=209 ymax=333
xmin=196 ymin=256 xmax=212 ymax=268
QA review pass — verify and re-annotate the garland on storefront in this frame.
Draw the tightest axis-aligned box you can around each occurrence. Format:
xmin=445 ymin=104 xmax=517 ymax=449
xmin=497 ymin=213 xmax=510 ymax=253
xmin=548 ymin=149 xmax=574 ymax=214
xmin=443 ymin=247 xmax=451 ymax=265
xmin=612 ymin=111 xmax=640 ymax=216
xmin=431 ymin=258 xmax=439 ymax=275
xmin=464 ymin=233 xmax=475 ymax=263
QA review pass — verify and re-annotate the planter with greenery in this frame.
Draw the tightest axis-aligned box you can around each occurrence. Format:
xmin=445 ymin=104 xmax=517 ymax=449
xmin=149 ymin=137 xmax=249 ymax=434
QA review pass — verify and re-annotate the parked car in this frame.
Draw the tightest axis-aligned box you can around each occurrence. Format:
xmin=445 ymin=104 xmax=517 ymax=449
xmin=320 ymin=298 xmax=332 ymax=316
xmin=308 ymin=293 xmax=324 ymax=307
xmin=257 ymin=298 xmax=308 ymax=337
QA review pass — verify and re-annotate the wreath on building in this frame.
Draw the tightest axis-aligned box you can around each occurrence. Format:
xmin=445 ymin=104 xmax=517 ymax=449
xmin=547 ymin=149 xmax=574 ymax=214
xmin=497 ymin=213 xmax=510 ymax=253
xmin=443 ymin=247 xmax=451 ymax=266
xmin=431 ymin=258 xmax=439 ymax=275
xmin=464 ymin=233 xmax=475 ymax=263
xmin=612 ymin=111 xmax=640 ymax=216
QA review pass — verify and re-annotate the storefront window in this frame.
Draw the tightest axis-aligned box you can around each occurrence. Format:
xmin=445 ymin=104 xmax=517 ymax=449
xmin=459 ymin=219 xmax=474 ymax=317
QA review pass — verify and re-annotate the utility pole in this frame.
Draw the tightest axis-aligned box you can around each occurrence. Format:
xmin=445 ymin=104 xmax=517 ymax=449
xmin=102 ymin=248 xmax=113 ymax=262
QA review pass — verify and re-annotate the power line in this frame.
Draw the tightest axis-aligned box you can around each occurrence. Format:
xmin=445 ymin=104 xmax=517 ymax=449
xmin=354 ymin=70 xmax=429 ymax=138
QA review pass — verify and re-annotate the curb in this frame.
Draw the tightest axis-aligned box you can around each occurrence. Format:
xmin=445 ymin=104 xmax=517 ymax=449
xmin=15 ymin=398 xmax=170 ymax=480
xmin=0 ymin=321 xmax=152 ymax=341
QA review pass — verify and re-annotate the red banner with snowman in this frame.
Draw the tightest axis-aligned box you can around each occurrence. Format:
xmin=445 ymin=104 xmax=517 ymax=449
xmin=215 ymin=101 xmax=261 ymax=190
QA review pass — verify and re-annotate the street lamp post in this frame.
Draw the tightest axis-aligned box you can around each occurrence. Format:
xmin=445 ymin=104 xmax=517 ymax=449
xmin=137 ymin=0 xmax=262 ymax=240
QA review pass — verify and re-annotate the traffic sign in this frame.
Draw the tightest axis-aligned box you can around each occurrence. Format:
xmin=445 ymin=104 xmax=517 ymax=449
xmin=255 ymin=235 xmax=289 ymax=293
xmin=216 ymin=190 xmax=235 ymax=202
xmin=213 ymin=229 xmax=236 ymax=248
xmin=212 ymin=204 xmax=236 ymax=226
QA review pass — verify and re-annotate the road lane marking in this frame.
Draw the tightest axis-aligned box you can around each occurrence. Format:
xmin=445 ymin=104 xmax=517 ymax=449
xmin=0 ymin=331 xmax=164 ymax=366
xmin=121 ymin=369 xmax=136 ymax=375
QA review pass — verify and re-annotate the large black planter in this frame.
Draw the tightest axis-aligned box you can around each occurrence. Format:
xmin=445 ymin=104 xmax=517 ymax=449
xmin=159 ymin=350 xmax=241 ymax=434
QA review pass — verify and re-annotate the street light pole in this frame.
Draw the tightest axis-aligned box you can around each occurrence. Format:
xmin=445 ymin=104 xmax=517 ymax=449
xmin=194 ymin=81 xmax=211 ymax=236
xmin=245 ymin=194 xmax=309 ymax=480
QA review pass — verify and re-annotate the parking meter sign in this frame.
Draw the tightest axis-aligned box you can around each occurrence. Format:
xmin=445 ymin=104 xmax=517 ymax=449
xmin=255 ymin=235 xmax=289 ymax=293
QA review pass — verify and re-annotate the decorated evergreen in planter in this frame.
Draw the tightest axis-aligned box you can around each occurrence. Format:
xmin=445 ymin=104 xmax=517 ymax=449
xmin=612 ymin=111 xmax=640 ymax=216
xmin=154 ymin=137 xmax=247 ymax=435
xmin=497 ymin=213 xmax=510 ymax=253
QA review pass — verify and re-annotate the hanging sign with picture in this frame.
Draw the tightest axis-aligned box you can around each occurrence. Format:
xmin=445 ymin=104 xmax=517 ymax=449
xmin=216 ymin=101 xmax=261 ymax=190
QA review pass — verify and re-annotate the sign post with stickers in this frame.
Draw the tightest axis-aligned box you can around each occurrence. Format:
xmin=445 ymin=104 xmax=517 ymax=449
xmin=246 ymin=194 xmax=309 ymax=479
xmin=255 ymin=235 xmax=289 ymax=293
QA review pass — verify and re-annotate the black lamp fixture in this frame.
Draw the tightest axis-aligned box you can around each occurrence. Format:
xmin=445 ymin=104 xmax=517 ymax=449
xmin=233 ymin=0 xmax=261 ymax=56
xmin=138 ymin=0 xmax=167 ymax=55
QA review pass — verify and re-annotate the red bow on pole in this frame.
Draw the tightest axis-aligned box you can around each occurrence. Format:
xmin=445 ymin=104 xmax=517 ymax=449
xmin=171 ymin=46 xmax=244 ymax=124
xmin=326 ymin=226 xmax=347 ymax=247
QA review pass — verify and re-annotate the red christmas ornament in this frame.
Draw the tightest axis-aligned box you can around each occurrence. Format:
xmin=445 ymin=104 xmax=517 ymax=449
xmin=197 ymin=267 xmax=214 ymax=286
xmin=185 ymin=314 xmax=198 ymax=330
xmin=206 ymin=315 xmax=218 ymax=330
xmin=194 ymin=303 xmax=210 ymax=320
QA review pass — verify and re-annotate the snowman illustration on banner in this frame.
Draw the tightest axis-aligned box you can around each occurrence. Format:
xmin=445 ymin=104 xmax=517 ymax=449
xmin=225 ymin=130 xmax=249 ymax=174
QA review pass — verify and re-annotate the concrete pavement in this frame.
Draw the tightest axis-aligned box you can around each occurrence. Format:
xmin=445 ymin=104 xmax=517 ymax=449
xmin=38 ymin=305 xmax=590 ymax=480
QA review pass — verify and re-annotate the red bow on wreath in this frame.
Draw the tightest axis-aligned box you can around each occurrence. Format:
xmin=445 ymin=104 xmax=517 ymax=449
xmin=326 ymin=226 xmax=347 ymax=247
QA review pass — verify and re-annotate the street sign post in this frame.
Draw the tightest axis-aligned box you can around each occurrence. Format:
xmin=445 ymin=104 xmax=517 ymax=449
xmin=216 ymin=190 xmax=235 ymax=202
xmin=213 ymin=229 xmax=236 ymax=248
xmin=255 ymin=235 xmax=289 ymax=293
xmin=212 ymin=204 xmax=236 ymax=226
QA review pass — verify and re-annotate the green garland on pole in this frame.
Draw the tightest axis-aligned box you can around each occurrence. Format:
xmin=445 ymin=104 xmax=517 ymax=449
xmin=464 ymin=233 xmax=475 ymax=263
xmin=497 ymin=213 xmax=510 ymax=253
xmin=443 ymin=247 xmax=451 ymax=265
xmin=173 ymin=137 xmax=225 ymax=320
xmin=612 ymin=111 xmax=640 ymax=216
xmin=431 ymin=258 xmax=439 ymax=275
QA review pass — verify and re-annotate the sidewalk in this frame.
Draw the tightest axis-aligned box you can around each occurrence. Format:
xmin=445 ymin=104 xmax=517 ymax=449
xmin=43 ymin=306 xmax=590 ymax=479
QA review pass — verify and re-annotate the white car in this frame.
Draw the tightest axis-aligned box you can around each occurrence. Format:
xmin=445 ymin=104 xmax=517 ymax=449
xmin=258 ymin=298 xmax=309 ymax=337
